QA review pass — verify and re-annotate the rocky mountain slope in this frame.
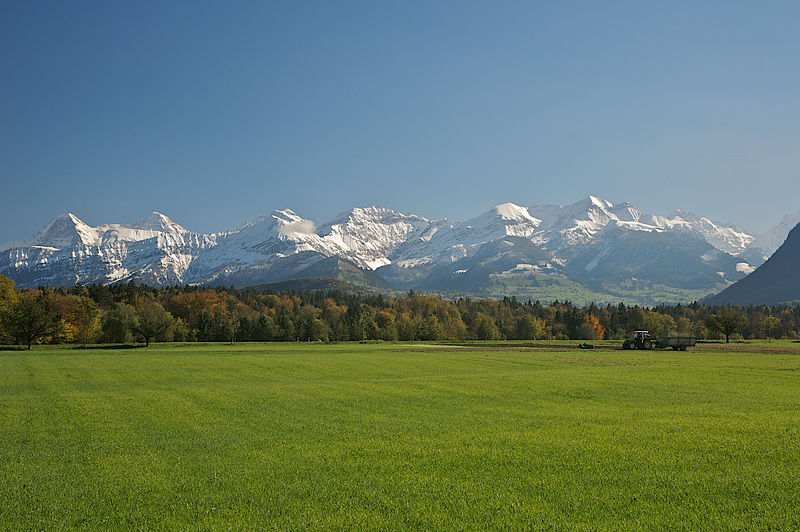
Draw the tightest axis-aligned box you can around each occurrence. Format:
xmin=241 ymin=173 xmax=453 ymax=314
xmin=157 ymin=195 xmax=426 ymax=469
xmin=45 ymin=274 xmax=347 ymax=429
xmin=706 ymin=222 xmax=800 ymax=306
xmin=1 ymin=196 xmax=792 ymax=304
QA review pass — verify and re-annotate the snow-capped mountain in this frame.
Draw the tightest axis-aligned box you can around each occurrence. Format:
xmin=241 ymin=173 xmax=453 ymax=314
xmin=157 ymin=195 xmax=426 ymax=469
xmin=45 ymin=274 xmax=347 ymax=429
xmin=389 ymin=203 xmax=540 ymax=268
xmin=527 ymin=196 xmax=754 ymax=257
xmin=2 ymin=213 xmax=100 ymax=250
xmin=184 ymin=209 xmax=321 ymax=284
xmin=0 ymin=196 xmax=789 ymax=304
xmin=317 ymin=206 xmax=433 ymax=269
xmin=0 ymin=212 xmax=217 ymax=287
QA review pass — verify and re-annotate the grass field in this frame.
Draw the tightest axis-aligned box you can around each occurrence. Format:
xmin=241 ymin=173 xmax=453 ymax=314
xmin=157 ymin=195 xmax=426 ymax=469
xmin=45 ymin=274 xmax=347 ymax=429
xmin=1 ymin=342 xmax=799 ymax=531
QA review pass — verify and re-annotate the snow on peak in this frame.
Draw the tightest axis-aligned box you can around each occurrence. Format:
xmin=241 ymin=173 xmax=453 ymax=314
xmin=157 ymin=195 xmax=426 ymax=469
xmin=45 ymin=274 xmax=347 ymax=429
xmin=273 ymin=208 xmax=304 ymax=222
xmin=748 ymin=210 xmax=800 ymax=257
xmin=0 ymin=211 xmax=195 ymax=251
xmin=1 ymin=212 xmax=99 ymax=250
xmin=257 ymin=209 xmax=316 ymax=237
xmin=130 ymin=212 xmax=187 ymax=234
xmin=205 ymin=206 xmax=435 ymax=272
xmin=321 ymin=206 xmax=430 ymax=232
xmin=588 ymin=195 xmax=613 ymax=210
xmin=52 ymin=212 xmax=93 ymax=234
xmin=250 ymin=210 xmax=316 ymax=239
xmin=239 ymin=209 xmax=300 ymax=228
xmin=494 ymin=203 xmax=539 ymax=223
xmin=427 ymin=204 xmax=541 ymax=251
xmin=238 ymin=209 xmax=316 ymax=238
xmin=579 ymin=196 xmax=615 ymax=222
xmin=609 ymin=202 xmax=641 ymax=222
xmin=531 ymin=195 xmax=617 ymax=229
xmin=668 ymin=210 xmax=754 ymax=255
xmin=64 ymin=212 xmax=84 ymax=224
xmin=85 ymin=212 xmax=200 ymax=246
xmin=317 ymin=206 xmax=433 ymax=269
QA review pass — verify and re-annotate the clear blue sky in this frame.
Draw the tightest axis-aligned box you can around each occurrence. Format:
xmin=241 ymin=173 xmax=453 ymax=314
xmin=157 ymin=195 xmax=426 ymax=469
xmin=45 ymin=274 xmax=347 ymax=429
xmin=3 ymin=1 xmax=799 ymax=245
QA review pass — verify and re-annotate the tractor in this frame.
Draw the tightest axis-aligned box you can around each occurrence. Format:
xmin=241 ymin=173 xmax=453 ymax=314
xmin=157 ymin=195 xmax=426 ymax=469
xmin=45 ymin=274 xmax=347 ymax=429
xmin=623 ymin=330 xmax=654 ymax=350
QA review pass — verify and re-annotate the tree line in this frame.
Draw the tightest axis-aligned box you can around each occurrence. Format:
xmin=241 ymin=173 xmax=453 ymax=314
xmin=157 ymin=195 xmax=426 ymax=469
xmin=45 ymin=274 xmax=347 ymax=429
xmin=0 ymin=275 xmax=798 ymax=348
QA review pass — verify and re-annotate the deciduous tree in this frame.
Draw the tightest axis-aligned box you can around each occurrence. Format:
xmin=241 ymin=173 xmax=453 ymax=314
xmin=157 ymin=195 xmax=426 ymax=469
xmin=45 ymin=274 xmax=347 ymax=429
xmin=705 ymin=306 xmax=748 ymax=343
xmin=7 ymin=295 xmax=57 ymax=349
xmin=102 ymin=303 xmax=139 ymax=343
xmin=0 ymin=274 xmax=18 ymax=341
xmin=515 ymin=315 xmax=546 ymax=340
xmin=137 ymin=302 xmax=175 ymax=347
xmin=584 ymin=314 xmax=606 ymax=340
xmin=472 ymin=312 xmax=500 ymax=341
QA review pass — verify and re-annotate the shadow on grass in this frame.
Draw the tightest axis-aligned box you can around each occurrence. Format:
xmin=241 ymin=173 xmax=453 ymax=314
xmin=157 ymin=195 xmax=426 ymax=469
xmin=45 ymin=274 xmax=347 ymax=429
xmin=0 ymin=344 xmax=149 ymax=351
xmin=74 ymin=344 xmax=149 ymax=350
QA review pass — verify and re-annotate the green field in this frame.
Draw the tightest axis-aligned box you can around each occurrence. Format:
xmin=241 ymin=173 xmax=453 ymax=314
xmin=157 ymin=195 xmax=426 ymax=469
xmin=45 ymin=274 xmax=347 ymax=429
xmin=2 ymin=342 xmax=799 ymax=531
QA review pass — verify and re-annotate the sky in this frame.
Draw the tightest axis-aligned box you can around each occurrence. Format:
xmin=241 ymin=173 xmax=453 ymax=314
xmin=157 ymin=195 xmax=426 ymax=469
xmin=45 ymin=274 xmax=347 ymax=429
xmin=2 ymin=1 xmax=800 ymax=245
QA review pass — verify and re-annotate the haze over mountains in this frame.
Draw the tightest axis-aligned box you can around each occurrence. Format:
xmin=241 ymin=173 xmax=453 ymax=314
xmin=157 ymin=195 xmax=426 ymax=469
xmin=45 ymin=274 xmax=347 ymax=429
xmin=2 ymin=196 xmax=797 ymax=306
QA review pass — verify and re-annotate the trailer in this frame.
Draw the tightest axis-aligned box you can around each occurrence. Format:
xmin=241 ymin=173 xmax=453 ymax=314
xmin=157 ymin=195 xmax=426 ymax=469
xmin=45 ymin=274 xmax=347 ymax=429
xmin=655 ymin=335 xmax=696 ymax=351
xmin=622 ymin=331 xmax=697 ymax=351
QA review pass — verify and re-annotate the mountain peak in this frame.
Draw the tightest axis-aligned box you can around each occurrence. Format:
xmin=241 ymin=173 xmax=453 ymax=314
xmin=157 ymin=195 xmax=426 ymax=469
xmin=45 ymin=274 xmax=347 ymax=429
xmin=54 ymin=212 xmax=85 ymax=225
xmin=130 ymin=212 xmax=186 ymax=233
xmin=493 ymin=203 xmax=539 ymax=223
xmin=588 ymin=195 xmax=613 ymax=210
xmin=0 ymin=212 xmax=98 ymax=250
xmin=273 ymin=208 xmax=302 ymax=221
xmin=43 ymin=212 xmax=93 ymax=239
xmin=238 ymin=209 xmax=304 ymax=231
xmin=557 ymin=195 xmax=616 ymax=225
xmin=61 ymin=212 xmax=84 ymax=224
xmin=234 ymin=209 xmax=317 ymax=243
xmin=316 ymin=206 xmax=433 ymax=270
xmin=325 ymin=206 xmax=429 ymax=226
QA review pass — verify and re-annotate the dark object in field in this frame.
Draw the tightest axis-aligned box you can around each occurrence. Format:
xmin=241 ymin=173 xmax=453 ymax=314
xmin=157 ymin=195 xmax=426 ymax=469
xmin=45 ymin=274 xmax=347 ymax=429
xmin=578 ymin=343 xmax=595 ymax=349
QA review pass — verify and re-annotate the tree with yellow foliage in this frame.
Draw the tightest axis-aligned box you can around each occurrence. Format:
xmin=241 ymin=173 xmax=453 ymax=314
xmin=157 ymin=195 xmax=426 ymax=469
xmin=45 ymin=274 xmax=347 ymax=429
xmin=0 ymin=275 xmax=18 ymax=341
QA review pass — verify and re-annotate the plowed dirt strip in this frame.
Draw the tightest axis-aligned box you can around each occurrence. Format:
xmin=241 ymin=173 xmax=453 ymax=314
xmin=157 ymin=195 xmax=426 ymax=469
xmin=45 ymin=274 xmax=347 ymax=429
xmin=695 ymin=343 xmax=800 ymax=353
xmin=443 ymin=342 xmax=800 ymax=354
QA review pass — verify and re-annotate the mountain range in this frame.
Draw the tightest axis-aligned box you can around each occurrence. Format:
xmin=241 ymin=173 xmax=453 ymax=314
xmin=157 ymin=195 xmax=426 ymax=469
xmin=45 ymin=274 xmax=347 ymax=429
xmin=2 ymin=196 xmax=798 ymax=306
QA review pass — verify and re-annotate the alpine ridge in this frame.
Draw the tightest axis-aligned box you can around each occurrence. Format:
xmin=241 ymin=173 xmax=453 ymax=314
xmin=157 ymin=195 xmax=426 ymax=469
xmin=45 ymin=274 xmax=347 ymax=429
xmin=1 ymin=197 xmax=794 ymax=305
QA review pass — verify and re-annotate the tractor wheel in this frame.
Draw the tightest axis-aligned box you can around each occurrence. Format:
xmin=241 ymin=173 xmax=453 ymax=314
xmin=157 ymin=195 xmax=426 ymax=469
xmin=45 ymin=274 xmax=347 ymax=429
xmin=643 ymin=340 xmax=652 ymax=350
xmin=679 ymin=345 xmax=687 ymax=351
